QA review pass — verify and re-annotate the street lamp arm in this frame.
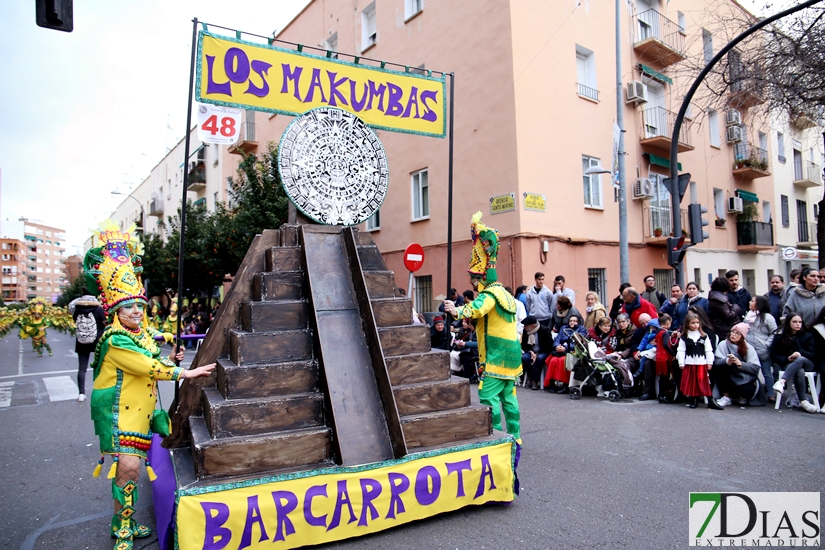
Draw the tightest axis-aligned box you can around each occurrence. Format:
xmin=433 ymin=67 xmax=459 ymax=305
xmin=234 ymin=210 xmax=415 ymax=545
xmin=111 ymin=191 xmax=145 ymax=233
xmin=668 ymin=0 xmax=824 ymax=286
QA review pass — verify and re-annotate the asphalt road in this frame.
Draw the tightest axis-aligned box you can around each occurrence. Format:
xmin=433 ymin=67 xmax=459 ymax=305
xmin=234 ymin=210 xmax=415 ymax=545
xmin=1 ymin=333 xmax=823 ymax=550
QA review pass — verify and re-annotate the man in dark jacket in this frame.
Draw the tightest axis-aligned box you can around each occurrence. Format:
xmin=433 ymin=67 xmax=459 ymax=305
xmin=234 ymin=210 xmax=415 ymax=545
xmin=763 ymin=274 xmax=785 ymax=322
xmin=70 ymin=289 xmax=106 ymax=402
xmin=725 ymin=270 xmax=751 ymax=321
xmin=641 ymin=275 xmax=667 ymax=310
xmin=520 ymin=315 xmax=553 ymax=390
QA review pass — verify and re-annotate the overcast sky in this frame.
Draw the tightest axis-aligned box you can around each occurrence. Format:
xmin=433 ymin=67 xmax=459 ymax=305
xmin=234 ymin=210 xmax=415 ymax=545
xmin=0 ymin=0 xmax=309 ymax=254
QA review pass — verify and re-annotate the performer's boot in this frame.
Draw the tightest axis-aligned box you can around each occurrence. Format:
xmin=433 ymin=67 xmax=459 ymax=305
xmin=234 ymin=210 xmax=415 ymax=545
xmin=111 ymin=480 xmax=152 ymax=549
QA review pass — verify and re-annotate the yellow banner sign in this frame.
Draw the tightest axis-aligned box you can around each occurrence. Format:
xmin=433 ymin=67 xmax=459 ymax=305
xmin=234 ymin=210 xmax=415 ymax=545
xmin=490 ymin=193 xmax=516 ymax=215
xmin=176 ymin=440 xmax=515 ymax=549
xmin=523 ymin=193 xmax=546 ymax=212
xmin=197 ymin=32 xmax=446 ymax=138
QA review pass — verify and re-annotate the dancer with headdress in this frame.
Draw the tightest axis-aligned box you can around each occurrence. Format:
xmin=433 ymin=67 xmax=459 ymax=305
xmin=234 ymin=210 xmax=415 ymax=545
xmin=84 ymin=221 xmax=215 ymax=550
xmin=18 ymin=298 xmax=53 ymax=356
xmin=443 ymin=212 xmax=522 ymax=443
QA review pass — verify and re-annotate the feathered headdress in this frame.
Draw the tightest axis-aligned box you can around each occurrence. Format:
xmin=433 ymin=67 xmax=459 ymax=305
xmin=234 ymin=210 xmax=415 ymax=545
xmin=468 ymin=211 xmax=499 ymax=284
xmin=83 ymin=220 xmax=146 ymax=317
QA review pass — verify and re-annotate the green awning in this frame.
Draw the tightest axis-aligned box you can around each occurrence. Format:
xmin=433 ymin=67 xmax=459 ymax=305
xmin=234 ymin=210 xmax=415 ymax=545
xmin=193 ymin=197 xmax=206 ymax=207
xmin=645 ymin=153 xmax=682 ymax=171
xmin=638 ymin=64 xmax=673 ymax=85
xmin=736 ymin=189 xmax=759 ymax=203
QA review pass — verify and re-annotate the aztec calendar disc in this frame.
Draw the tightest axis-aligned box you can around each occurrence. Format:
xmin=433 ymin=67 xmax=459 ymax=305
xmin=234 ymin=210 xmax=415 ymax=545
xmin=277 ymin=107 xmax=389 ymax=226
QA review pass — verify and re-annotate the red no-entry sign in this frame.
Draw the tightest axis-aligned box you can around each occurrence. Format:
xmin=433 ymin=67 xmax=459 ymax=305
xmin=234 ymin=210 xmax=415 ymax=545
xmin=403 ymin=243 xmax=425 ymax=272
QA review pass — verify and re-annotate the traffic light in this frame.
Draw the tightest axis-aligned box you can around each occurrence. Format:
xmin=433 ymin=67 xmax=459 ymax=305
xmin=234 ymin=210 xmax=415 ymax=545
xmin=688 ymin=203 xmax=710 ymax=245
xmin=36 ymin=0 xmax=73 ymax=32
xmin=667 ymin=237 xmax=688 ymax=268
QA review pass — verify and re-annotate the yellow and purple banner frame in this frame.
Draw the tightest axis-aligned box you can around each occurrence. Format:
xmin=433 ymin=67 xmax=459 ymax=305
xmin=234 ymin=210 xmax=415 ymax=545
xmin=173 ymin=437 xmax=516 ymax=550
xmin=196 ymin=31 xmax=447 ymax=138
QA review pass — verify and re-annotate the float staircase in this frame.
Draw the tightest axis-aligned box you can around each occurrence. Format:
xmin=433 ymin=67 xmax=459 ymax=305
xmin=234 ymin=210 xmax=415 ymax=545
xmin=168 ymin=225 xmax=492 ymax=484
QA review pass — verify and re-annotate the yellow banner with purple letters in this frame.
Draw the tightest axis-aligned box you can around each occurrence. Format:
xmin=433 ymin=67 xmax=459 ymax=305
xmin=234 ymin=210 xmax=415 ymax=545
xmin=197 ymin=31 xmax=447 ymax=138
xmin=176 ymin=439 xmax=515 ymax=549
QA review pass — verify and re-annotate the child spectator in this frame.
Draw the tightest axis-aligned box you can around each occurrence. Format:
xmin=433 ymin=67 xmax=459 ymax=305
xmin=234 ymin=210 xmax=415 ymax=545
xmin=677 ymin=312 xmax=720 ymax=409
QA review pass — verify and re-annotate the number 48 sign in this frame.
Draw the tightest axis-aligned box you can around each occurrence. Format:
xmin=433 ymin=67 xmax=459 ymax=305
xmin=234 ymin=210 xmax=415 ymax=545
xmin=196 ymin=103 xmax=243 ymax=145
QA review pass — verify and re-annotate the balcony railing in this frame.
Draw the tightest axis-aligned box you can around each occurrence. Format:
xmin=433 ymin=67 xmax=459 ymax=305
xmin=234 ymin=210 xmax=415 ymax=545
xmin=187 ymin=160 xmax=206 ymax=190
xmin=228 ymin=122 xmax=258 ymax=155
xmin=640 ymin=106 xmax=694 ymax=151
xmin=632 ymin=9 xmax=686 ymax=66
xmin=149 ymin=197 xmax=164 ymax=216
xmin=642 ymin=205 xmax=688 ymax=240
xmin=577 ymin=83 xmax=599 ymax=102
xmin=793 ymin=159 xmax=822 ymax=188
xmin=798 ymin=221 xmax=817 ymax=244
xmin=733 ymin=143 xmax=770 ymax=178
xmin=737 ymin=221 xmax=773 ymax=248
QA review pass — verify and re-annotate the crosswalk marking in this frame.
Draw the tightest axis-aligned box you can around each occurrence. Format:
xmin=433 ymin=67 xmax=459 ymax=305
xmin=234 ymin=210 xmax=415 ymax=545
xmin=0 ymin=382 xmax=14 ymax=408
xmin=43 ymin=376 xmax=79 ymax=402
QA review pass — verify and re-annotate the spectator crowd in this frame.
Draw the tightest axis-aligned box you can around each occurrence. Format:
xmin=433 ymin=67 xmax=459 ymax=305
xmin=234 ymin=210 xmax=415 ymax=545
xmin=432 ymin=267 xmax=825 ymax=414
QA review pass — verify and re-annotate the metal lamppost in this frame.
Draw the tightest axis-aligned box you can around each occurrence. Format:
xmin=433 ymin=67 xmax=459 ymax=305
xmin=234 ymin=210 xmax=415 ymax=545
xmin=111 ymin=191 xmax=145 ymax=236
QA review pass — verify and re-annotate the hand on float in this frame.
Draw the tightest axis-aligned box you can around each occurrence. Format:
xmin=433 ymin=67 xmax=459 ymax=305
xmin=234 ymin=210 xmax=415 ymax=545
xmin=183 ymin=363 xmax=216 ymax=379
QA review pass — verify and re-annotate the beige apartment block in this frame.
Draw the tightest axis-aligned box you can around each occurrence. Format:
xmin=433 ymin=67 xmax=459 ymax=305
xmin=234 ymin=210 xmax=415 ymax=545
xmin=20 ymin=221 xmax=67 ymax=302
xmin=208 ymin=0 xmax=793 ymax=312
xmin=1 ymin=238 xmax=27 ymax=302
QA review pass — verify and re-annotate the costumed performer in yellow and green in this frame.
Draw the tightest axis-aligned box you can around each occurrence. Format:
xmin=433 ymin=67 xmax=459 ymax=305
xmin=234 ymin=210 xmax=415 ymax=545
xmin=18 ymin=297 xmax=53 ymax=356
xmin=84 ymin=221 xmax=215 ymax=550
xmin=444 ymin=212 xmax=522 ymax=443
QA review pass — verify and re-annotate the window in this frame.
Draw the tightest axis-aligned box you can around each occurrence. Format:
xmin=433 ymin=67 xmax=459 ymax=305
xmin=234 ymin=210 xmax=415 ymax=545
xmin=647 ymin=172 xmax=672 ymax=234
xmin=365 ymin=210 xmax=380 ymax=231
xmin=763 ymin=201 xmax=772 ymax=224
xmin=702 ymin=29 xmax=714 ymax=64
xmin=575 ymin=45 xmax=598 ymax=101
xmin=693 ymin=268 xmax=702 ymax=290
xmin=654 ymin=269 xmax=674 ymax=295
xmin=405 ymin=0 xmax=423 ymax=20
xmin=689 ymin=181 xmax=697 ymax=204
xmin=325 ymin=33 xmax=338 ymax=59
xmin=587 ymin=268 xmax=607 ymax=304
xmin=708 ymin=109 xmax=720 ymax=147
xmin=411 ymin=169 xmax=429 ymax=220
xmin=361 ymin=3 xmax=377 ymax=51
xmin=713 ymin=188 xmax=725 ymax=221
xmin=758 ymin=132 xmax=767 ymax=159
xmin=797 ymin=200 xmax=810 ymax=242
xmin=780 ymin=195 xmax=789 ymax=227
xmin=582 ymin=155 xmax=603 ymax=208
xmin=793 ymin=147 xmax=803 ymax=180
xmin=815 ymin=204 xmax=819 ymax=219
xmin=214 ymin=192 xmax=219 ymax=212
xmin=414 ymin=274 xmax=432 ymax=314
xmin=677 ymin=11 xmax=686 ymax=32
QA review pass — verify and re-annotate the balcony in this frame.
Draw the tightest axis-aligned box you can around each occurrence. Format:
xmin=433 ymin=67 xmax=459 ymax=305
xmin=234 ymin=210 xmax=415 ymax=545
xmin=732 ymin=143 xmax=770 ymax=180
xmin=642 ymin=205 xmax=688 ymax=245
xmin=632 ymin=10 xmax=686 ymax=67
xmin=790 ymin=110 xmax=820 ymax=130
xmin=728 ymin=57 xmax=764 ymax=109
xmin=793 ymin=160 xmax=822 ymax=189
xmin=577 ymin=83 xmax=599 ymax=102
xmin=148 ymin=196 xmax=164 ymax=217
xmin=187 ymin=160 xmax=206 ymax=191
xmin=797 ymin=221 xmax=817 ymax=247
xmin=640 ymin=107 xmax=694 ymax=152
xmin=228 ymin=122 xmax=257 ymax=155
xmin=736 ymin=221 xmax=774 ymax=252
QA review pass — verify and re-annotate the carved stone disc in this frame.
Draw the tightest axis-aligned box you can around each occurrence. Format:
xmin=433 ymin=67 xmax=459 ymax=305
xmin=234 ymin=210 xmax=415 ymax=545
xmin=277 ymin=107 xmax=389 ymax=226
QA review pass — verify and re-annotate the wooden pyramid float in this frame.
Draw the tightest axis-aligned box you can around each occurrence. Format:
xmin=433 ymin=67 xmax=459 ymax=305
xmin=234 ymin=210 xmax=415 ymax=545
xmin=152 ymin=224 xmax=516 ymax=550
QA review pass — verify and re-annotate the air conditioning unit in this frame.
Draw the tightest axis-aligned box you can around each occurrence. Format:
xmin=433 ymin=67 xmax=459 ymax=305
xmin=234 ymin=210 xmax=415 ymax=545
xmin=725 ymin=109 xmax=741 ymax=126
xmin=726 ymin=125 xmax=742 ymax=143
xmin=626 ymin=81 xmax=649 ymax=104
xmin=727 ymin=196 xmax=744 ymax=213
xmin=633 ymin=177 xmax=654 ymax=200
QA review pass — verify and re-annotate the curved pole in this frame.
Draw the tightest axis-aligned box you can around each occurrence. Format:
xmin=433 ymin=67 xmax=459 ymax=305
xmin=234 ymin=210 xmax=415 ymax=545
xmin=669 ymin=0 xmax=824 ymax=286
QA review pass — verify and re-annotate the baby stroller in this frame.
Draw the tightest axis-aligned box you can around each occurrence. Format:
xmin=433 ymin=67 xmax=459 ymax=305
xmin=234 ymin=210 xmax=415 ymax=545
xmin=568 ymin=331 xmax=627 ymax=402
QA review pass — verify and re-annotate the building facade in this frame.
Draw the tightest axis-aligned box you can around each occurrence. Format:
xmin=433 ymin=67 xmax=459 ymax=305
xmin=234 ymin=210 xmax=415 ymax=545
xmin=21 ymin=220 xmax=67 ymax=302
xmin=1 ymin=238 xmax=27 ymax=302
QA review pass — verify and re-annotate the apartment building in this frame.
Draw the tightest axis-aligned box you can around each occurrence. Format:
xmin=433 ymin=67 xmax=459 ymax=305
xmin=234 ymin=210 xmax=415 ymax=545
xmin=21 ymin=220 xmax=67 ymax=302
xmin=109 ymin=127 xmax=227 ymax=240
xmin=205 ymin=0 xmax=814 ymax=311
xmin=0 ymin=238 xmax=27 ymax=302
